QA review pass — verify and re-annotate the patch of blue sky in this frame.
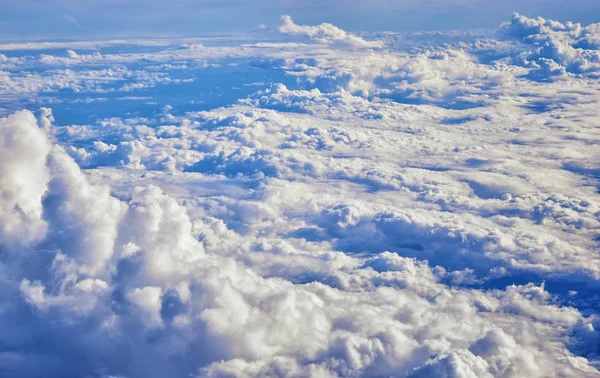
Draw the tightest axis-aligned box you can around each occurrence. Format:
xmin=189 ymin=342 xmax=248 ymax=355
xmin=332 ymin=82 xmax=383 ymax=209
xmin=4 ymin=58 xmax=298 ymax=125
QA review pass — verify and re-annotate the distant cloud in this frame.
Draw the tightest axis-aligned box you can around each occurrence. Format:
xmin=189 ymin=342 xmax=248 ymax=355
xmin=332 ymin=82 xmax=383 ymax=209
xmin=278 ymin=15 xmax=384 ymax=49
xmin=501 ymin=13 xmax=600 ymax=78
xmin=63 ymin=14 xmax=80 ymax=28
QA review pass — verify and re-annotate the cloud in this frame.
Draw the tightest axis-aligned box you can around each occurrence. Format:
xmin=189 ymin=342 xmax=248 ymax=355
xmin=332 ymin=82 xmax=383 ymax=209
xmin=1 ymin=12 xmax=600 ymax=378
xmin=501 ymin=13 xmax=600 ymax=78
xmin=278 ymin=15 xmax=384 ymax=49
xmin=0 ymin=111 xmax=50 ymax=245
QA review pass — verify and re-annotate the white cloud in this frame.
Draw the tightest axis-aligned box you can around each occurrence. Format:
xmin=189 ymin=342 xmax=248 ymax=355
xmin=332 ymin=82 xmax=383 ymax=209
xmin=127 ymin=286 xmax=164 ymax=326
xmin=1 ymin=12 xmax=600 ymax=378
xmin=0 ymin=111 xmax=50 ymax=245
xmin=501 ymin=13 xmax=600 ymax=77
xmin=0 ymin=107 xmax=596 ymax=377
xmin=278 ymin=15 xmax=384 ymax=49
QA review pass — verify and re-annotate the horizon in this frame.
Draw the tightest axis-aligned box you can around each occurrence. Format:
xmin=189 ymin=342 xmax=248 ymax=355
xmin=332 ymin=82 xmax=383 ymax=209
xmin=2 ymin=0 xmax=600 ymax=40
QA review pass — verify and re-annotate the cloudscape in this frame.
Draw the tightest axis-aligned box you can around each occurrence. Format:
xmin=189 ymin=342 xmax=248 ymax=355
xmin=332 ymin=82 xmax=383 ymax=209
xmin=0 ymin=2 xmax=600 ymax=377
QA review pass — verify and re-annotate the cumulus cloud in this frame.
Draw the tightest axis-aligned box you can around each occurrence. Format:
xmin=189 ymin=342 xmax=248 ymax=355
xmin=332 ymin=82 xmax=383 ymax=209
xmin=278 ymin=15 xmax=384 ymax=49
xmin=0 ymin=106 xmax=597 ymax=376
xmin=0 ymin=111 xmax=50 ymax=245
xmin=1 ymin=12 xmax=600 ymax=378
xmin=501 ymin=13 xmax=600 ymax=77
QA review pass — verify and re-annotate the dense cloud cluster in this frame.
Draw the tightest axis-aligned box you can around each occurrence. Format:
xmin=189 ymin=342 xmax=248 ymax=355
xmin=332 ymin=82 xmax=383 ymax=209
xmin=1 ymin=13 xmax=600 ymax=378
xmin=502 ymin=13 xmax=600 ymax=77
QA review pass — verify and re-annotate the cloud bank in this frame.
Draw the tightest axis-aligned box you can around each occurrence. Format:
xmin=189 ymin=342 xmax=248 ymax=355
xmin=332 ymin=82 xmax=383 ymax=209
xmin=278 ymin=15 xmax=384 ymax=49
xmin=502 ymin=13 xmax=600 ymax=77
xmin=0 ymin=13 xmax=600 ymax=378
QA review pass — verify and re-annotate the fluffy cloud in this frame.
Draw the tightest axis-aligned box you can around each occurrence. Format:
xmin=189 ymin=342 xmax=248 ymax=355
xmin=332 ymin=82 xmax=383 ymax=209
xmin=502 ymin=13 xmax=600 ymax=77
xmin=1 ymin=12 xmax=600 ymax=378
xmin=278 ymin=15 xmax=384 ymax=49
xmin=0 ymin=106 xmax=596 ymax=376
xmin=0 ymin=111 xmax=50 ymax=245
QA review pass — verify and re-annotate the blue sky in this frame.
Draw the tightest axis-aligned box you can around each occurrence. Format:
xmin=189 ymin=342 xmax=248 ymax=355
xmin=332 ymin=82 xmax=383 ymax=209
xmin=2 ymin=0 xmax=600 ymax=40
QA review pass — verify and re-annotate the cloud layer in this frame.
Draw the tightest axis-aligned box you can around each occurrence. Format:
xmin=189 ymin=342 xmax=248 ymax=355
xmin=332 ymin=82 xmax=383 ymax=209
xmin=278 ymin=15 xmax=384 ymax=49
xmin=1 ymin=13 xmax=600 ymax=378
xmin=502 ymin=13 xmax=600 ymax=77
